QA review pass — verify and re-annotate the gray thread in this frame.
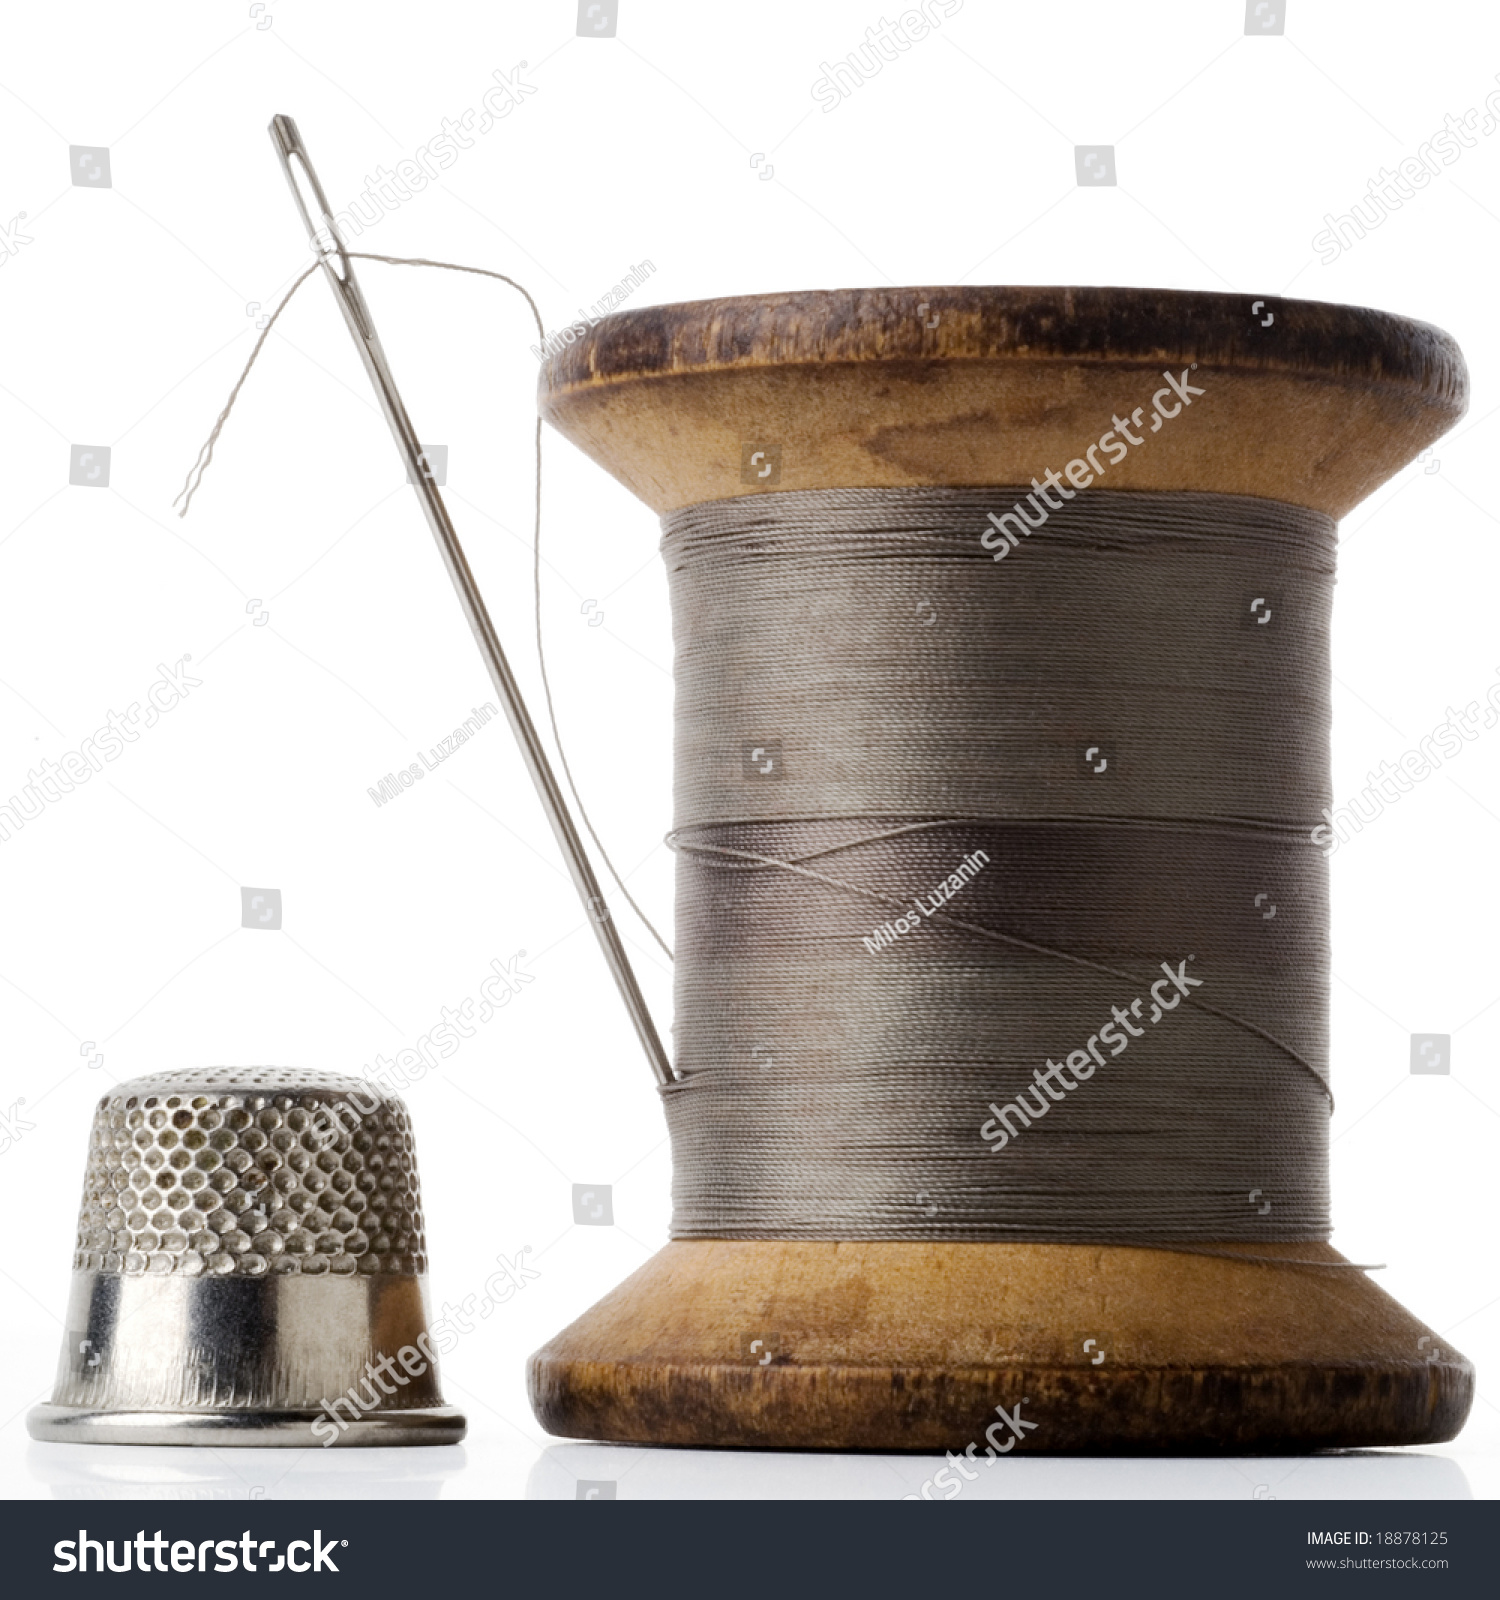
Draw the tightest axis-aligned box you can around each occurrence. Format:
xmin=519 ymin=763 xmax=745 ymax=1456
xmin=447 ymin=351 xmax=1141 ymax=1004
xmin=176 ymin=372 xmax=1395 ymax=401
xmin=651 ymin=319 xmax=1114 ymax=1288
xmin=668 ymin=824 xmax=1329 ymax=1099
xmin=660 ymin=486 xmax=1343 ymax=1247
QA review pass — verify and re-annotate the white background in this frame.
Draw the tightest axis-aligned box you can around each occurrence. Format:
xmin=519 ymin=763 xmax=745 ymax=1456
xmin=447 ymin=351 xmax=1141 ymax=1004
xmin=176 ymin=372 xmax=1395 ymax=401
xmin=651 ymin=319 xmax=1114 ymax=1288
xmin=0 ymin=0 xmax=1495 ymax=1501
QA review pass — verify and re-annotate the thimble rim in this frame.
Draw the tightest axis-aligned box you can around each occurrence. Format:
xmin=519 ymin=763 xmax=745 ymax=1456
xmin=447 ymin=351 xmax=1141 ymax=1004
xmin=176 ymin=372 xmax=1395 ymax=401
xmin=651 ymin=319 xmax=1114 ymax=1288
xmin=99 ymin=1067 xmax=397 ymax=1103
xmin=27 ymin=1403 xmax=467 ymax=1448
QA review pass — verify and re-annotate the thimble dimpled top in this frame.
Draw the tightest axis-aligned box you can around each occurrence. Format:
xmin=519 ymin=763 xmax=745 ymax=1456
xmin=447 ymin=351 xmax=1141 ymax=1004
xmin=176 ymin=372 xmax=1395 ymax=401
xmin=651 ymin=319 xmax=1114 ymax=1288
xmin=28 ymin=1069 xmax=466 ymax=1447
xmin=73 ymin=1068 xmax=426 ymax=1279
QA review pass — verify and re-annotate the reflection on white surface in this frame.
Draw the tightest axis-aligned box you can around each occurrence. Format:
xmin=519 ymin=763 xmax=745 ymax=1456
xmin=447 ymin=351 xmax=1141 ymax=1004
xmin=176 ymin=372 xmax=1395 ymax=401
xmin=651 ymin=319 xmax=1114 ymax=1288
xmin=528 ymin=1443 xmax=1474 ymax=1501
xmin=21 ymin=1435 xmax=1481 ymax=1502
xmin=27 ymin=1442 xmax=468 ymax=1500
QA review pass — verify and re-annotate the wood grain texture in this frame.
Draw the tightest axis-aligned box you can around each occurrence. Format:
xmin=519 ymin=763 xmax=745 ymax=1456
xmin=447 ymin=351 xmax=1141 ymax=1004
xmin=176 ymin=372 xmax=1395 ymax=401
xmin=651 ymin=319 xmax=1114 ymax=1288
xmin=530 ymin=285 xmax=1472 ymax=1451
xmin=529 ymin=1241 xmax=1471 ymax=1452
xmin=538 ymin=286 xmax=1467 ymax=517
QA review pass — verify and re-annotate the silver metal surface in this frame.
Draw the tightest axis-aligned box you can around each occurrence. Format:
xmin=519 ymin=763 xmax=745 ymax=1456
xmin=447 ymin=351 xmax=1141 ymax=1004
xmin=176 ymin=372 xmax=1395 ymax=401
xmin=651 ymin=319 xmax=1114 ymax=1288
xmin=266 ymin=113 xmax=673 ymax=1088
xmin=28 ymin=1070 xmax=466 ymax=1448
xmin=27 ymin=1407 xmax=467 ymax=1448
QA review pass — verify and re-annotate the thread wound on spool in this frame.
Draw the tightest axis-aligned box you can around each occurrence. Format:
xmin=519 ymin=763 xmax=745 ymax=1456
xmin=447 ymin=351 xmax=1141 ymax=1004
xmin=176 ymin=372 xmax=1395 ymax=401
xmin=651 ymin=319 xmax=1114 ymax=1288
xmin=660 ymin=487 xmax=1336 ymax=1244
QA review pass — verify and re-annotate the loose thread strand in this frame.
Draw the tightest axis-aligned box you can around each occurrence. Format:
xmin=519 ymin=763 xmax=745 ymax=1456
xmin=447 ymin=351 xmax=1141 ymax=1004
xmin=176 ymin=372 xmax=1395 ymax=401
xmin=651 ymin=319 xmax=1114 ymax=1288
xmin=669 ymin=831 xmax=1332 ymax=1102
xmin=173 ymin=248 xmax=671 ymax=960
xmin=172 ymin=261 xmax=319 ymax=517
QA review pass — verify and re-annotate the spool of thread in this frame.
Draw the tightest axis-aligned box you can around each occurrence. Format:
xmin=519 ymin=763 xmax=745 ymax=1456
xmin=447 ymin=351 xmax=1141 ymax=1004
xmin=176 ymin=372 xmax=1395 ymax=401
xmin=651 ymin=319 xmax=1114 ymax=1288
xmin=662 ymin=486 xmax=1335 ymax=1246
xmin=527 ymin=286 xmax=1473 ymax=1452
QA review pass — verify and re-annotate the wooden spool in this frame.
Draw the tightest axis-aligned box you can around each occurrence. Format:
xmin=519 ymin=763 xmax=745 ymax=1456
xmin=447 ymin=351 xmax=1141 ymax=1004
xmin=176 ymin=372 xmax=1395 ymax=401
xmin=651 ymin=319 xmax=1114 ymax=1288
xmin=527 ymin=286 xmax=1474 ymax=1452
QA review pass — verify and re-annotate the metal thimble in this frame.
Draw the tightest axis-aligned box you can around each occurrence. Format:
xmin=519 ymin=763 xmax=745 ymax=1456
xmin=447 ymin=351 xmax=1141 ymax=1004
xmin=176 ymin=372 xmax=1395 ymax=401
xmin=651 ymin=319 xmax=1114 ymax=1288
xmin=27 ymin=1068 xmax=466 ymax=1447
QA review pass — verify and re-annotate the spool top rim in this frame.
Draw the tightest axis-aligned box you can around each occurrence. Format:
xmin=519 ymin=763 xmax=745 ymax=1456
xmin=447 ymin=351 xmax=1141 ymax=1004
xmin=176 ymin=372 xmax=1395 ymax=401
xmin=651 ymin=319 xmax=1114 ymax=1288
xmin=537 ymin=285 xmax=1466 ymax=517
xmin=539 ymin=284 xmax=1466 ymax=411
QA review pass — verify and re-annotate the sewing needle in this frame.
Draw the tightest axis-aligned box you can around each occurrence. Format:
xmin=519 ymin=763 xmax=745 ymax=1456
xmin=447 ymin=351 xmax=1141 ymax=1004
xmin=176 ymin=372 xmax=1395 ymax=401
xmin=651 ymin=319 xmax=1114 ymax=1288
xmin=267 ymin=114 xmax=674 ymax=1087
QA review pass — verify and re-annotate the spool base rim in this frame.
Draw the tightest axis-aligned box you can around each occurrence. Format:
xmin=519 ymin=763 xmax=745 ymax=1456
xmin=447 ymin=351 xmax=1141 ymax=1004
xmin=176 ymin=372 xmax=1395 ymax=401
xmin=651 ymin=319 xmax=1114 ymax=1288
xmin=528 ymin=1356 xmax=1473 ymax=1454
xmin=527 ymin=1240 xmax=1473 ymax=1453
xmin=25 ymin=1404 xmax=468 ymax=1448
